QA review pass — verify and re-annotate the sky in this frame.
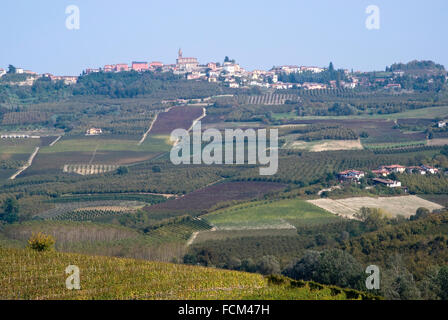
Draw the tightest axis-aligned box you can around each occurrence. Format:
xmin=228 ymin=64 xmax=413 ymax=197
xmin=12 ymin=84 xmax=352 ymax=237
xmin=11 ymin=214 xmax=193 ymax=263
xmin=1 ymin=0 xmax=447 ymax=76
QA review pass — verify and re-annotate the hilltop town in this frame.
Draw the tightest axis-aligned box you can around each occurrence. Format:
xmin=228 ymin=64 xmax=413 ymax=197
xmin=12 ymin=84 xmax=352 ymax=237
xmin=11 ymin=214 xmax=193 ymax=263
xmin=1 ymin=49 xmax=447 ymax=91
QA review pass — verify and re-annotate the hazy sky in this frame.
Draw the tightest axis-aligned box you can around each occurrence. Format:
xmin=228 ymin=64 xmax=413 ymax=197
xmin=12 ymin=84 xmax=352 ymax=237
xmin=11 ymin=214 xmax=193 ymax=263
xmin=1 ymin=0 xmax=447 ymax=75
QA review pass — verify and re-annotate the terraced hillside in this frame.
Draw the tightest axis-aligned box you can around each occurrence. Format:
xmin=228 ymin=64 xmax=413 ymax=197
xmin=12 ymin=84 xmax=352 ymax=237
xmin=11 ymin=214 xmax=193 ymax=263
xmin=0 ymin=247 xmax=379 ymax=300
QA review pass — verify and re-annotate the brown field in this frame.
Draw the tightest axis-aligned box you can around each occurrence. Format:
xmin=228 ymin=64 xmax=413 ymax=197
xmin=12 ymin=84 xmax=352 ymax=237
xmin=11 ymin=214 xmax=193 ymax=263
xmin=308 ymin=195 xmax=443 ymax=219
xmin=150 ymin=106 xmax=204 ymax=135
xmin=288 ymin=139 xmax=363 ymax=152
xmin=427 ymin=138 xmax=448 ymax=146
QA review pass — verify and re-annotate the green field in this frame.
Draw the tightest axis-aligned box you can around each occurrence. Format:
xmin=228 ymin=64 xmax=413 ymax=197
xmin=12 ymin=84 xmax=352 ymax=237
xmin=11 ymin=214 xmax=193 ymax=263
xmin=39 ymin=135 xmax=171 ymax=153
xmin=0 ymin=139 xmax=40 ymax=154
xmin=0 ymin=247 xmax=376 ymax=300
xmin=204 ymin=199 xmax=339 ymax=230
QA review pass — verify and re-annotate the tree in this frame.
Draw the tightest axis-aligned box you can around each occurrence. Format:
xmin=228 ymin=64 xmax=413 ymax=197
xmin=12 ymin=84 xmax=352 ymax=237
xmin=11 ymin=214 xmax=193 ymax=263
xmin=27 ymin=232 xmax=55 ymax=252
xmin=7 ymin=65 xmax=16 ymax=74
xmin=257 ymin=256 xmax=281 ymax=275
xmin=411 ymin=207 xmax=431 ymax=221
xmin=380 ymin=254 xmax=421 ymax=300
xmin=284 ymin=249 xmax=364 ymax=290
xmin=116 ymin=166 xmax=129 ymax=175
xmin=355 ymin=207 xmax=389 ymax=231
xmin=437 ymin=265 xmax=448 ymax=300
xmin=0 ymin=198 xmax=19 ymax=224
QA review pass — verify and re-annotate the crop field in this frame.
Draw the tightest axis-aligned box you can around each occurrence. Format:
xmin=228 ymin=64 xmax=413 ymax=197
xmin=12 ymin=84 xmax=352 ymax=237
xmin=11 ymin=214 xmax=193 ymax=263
xmin=149 ymin=105 xmax=205 ymax=135
xmin=17 ymin=134 xmax=170 ymax=177
xmin=204 ymin=199 xmax=339 ymax=230
xmin=143 ymin=181 xmax=287 ymax=219
xmin=0 ymin=247 xmax=373 ymax=300
xmin=308 ymin=195 xmax=444 ymax=219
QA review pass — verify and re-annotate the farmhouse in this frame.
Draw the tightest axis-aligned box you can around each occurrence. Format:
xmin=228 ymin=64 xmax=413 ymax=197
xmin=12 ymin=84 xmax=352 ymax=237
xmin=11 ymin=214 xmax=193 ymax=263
xmin=371 ymin=168 xmax=389 ymax=177
xmin=373 ymin=178 xmax=402 ymax=188
xmin=407 ymin=166 xmax=427 ymax=175
xmin=338 ymin=170 xmax=365 ymax=182
xmin=86 ymin=128 xmax=103 ymax=136
xmin=381 ymin=165 xmax=406 ymax=174
xmin=421 ymin=165 xmax=439 ymax=174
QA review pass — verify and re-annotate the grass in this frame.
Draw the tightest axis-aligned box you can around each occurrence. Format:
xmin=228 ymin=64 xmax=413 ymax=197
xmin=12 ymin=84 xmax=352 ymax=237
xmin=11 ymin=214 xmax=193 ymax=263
xmin=203 ymin=198 xmax=339 ymax=230
xmin=0 ymin=247 xmax=376 ymax=300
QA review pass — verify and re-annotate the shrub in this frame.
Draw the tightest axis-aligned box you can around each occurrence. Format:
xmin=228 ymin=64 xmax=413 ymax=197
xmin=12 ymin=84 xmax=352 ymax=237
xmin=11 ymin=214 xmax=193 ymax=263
xmin=27 ymin=232 xmax=55 ymax=252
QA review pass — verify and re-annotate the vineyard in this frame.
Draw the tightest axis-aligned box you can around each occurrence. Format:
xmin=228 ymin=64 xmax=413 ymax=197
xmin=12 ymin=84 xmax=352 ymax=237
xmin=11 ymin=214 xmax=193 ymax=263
xmin=63 ymin=164 xmax=119 ymax=175
xmin=1 ymin=111 xmax=49 ymax=125
xmin=37 ymin=201 xmax=145 ymax=220
xmin=241 ymin=94 xmax=300 ymax=105
xmin=0 ymin=247 xmax=375 ymax=300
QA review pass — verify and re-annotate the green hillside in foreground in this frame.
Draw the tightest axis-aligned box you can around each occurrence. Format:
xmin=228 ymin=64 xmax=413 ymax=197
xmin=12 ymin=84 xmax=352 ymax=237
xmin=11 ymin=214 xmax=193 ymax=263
xmin=0 ymin=247 xmax=379 ymax=300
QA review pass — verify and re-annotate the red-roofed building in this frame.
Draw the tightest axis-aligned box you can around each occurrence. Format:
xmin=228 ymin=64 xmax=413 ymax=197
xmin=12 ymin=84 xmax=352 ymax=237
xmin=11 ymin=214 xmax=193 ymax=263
xmin=421 ymin=165 xmax=439 ymax=174
xmin=149 ymin=62 xmax=163 ymax=70
xmin=338 ymin=170 xmax=365 ymax=181
xmin=373 ymin=178 xmax=402 ymax=188
xmin=381 ymin=165 xmax=406 ymax=174
xmin=115 ymin=64 xmax=129 ymax=72
xmin=104 ymin=65 xmax=115 ymax=72
xmin=371 ymin=169 xmax=389 ymax=177
xmin=131 ymin=62 xmax=149 ymax=72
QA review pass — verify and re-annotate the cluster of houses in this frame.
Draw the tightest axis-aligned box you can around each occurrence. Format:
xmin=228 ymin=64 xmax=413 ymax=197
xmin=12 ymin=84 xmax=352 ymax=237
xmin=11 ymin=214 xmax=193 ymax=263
xmin=0 ymin=66 xmax=78 ymax=86
xmin=80 ymin=49 xmax=341 ymax=90
xmin=338 ymin=164 xmax=439 ymax=189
